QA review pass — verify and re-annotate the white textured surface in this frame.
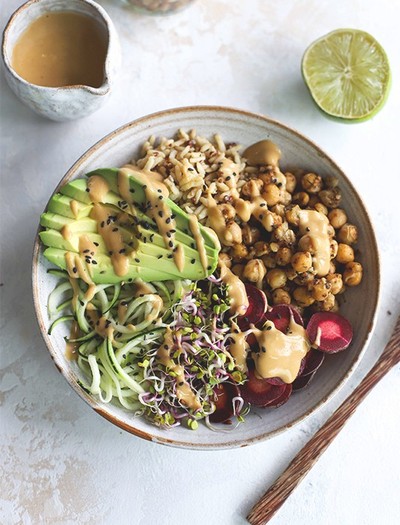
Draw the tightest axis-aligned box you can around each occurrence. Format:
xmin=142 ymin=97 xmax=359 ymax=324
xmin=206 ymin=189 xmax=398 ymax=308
xmin=1 ymin=0 xmax=399 ymax=523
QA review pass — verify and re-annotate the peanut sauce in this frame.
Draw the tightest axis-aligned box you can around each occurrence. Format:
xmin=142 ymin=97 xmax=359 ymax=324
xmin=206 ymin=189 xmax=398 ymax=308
xmin=11 ymin=12 xmax=108 ymax=88
xmin=69 ymin=199 xmax=80 ymax=219
xmin=299 ymin=210 xmax=331 ymax=276
xmin=243 ymin=140 xmax=281 ymax=167
xmin=157 ymin=328 xmax=201 ymax=410
xmin=228 ymin=321 xmax=249 ymax=372
xmin=189 ymin=214 xmax=208 ymax=272
xmin=219 ymin=158 xmax=240 ymax=199
xmin=203 ymin=194 xmax=237 ymax=246
xmin=87 ymin=175 xmax=110 ymax=203
xmin=218 ymin=257 xmax=249 ymax=316
xmin=252 ymin=318 xmax=310 ymax=383
xmin=235 ymin=196 xmax=274 ymax=232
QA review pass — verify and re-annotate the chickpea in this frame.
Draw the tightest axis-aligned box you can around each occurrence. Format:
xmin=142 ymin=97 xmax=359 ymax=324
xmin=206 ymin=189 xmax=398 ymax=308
xmin=253 ymin=241 xmax=270 ymax=257
xmin=318 ymin=292 xmax=336 ymax=311
xmin=293 ymin=286 xmax=315 ymax=307
xmin=336 ymin=243 xmax=355 ymax=264
xmin=325 ymin=175 xmax=339 ymax=189
xmin=241 ymin=179 xmax=263 ymax=198
xmin=343 ymin=261 xmax=363 ymax=286
xmin=327 ymin=224 xmax=335 ymax=239
xmin=326 ymin=273 xmax=343 ymax=295
xmin=285 ymin=267 xmax=297 ymax=281
xmin=285 ymin=172 xmax=297 ymax=193
xmin=294 ymin=270 xmax=315 ymax=286
xmin=307 ymin=195 xmax=319 ymax=208
xmin=262 ymin=254 xmax=277 ymax=269
xmin=330 ymin=239 xmax=339 ymax=259
xmin=310 ymin=277 xmax=331 ymax=301
xmin=293 ymin=191 xmax=310 ymax=207
xmin=243 ymin=259 xmax=267 ymax=287
xmin=218 ymin=252 xmax=232 ymax=268
xmin=270 ymin=204 xmax=286 ymax=217
xmin=338 ymin=223 xmax=358 ymax=244
xmin=302 ymin=173 xmax=323 ymax=194
xmin=224 ymin=220 xmax=242 ymax=246
xmin=269 ymin=212 xmax=283 ymax=228
xmin=218 ymin=203 xmax=236 ymax=221
xmin=266 ymin=268 xmax=287 ymax=290
xmin=231 ymin=243 xmax=248 ymax=261
xmin=274 ymin=223 xmax=296 ymax=245
xmin=231 ymin=264 xmax=244 ymax=278
xmin=279 ymin=190 xmax=292 ymax=206
xmin=285 ymin=204 xmax=301 ymax=226
xmin=314 ymin=202 xmax=328 ymax=215
xmin=262 ymin=183 xmax=281 ymax=206
xmin=291 ymin=251 xmax=313 ymax=273
xmin=328 ymin=208 xmax=347 ymax=229
xmin=241 ymin=224 xmax=261 ymax=246
xmin=318 ymin=188 xmax=341 ymax=208
xmin=269 ymin=242 xmax=280 ymax=253
xmin=272 ymin=288 xmax=291 ymax=305
xmin=329 ymin=261 xmax=336 ymax=274
xmin=276 ymin=246 xmax=293 ymax=266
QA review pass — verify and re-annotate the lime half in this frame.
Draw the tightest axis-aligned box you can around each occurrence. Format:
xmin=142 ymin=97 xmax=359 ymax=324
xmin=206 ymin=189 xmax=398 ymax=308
xmin=302 ymin=29 xmax=391 ymax=121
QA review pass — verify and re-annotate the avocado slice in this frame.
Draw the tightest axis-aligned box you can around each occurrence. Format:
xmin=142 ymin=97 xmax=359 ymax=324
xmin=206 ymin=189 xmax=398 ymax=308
xmin=40 ymin=168 xmax=220 ymax=284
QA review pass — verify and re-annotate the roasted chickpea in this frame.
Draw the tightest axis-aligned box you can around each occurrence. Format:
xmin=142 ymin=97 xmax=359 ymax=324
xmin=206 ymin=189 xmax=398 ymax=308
xmin=272 ymin=288 xmax=291 ymax=305
xmin=329 ymin=261 xmax=336 ymax=274
xmin=330 ymin=239 xmax=339 ymax=259
xmin=343 ymin=261 xmax=363 ymax=286
xmin=302 ymin=173 xmax=323 ymax=193
xmin=319 ymin=293 xmax=336 ymax=311
xmin=285 ymin=204 xmax=301 ymax=226
xmin=336 ymin=243 xmax=355 ymax=264
xmin=253 ymin=241 xmax=270 ymax=257
xmin=294 ymin=270 xmax=315 ymax=286
xmin=241 ymin=179 xmax=263 ymax=198
xmin=293 ymin=286 xmax=315 ymax=307
xmin=262 ymin=183 xmax=281 ymax=206
xmin=325 ymin=175 xmax=339 ymax=189
xmin=241 ymin=224 xmax=261 ymax=246
xmin=279 ymin=190 xmax=292 ymax=206
xmin=230 ymin=243 xmax=248 ymax=261
xmin=318 ymin=188 xmax=341 ymax=208
xmin=243 ymin=259 xmax=267 ymax=287
xmin=310 ymin=277 xmax=331 ymax=301
xmin=293 ymin=191 xmax=310 ymax=206
xmin=328 ymin=208 xmax=347 ymax=229
xmin=270 ymin=204 xmax=286 ymax=217
xmin=276 ymin=246 xmax=293 ymax=266
xmin=224 ymin=220 xmax=242 ymax=246
xmin=338 ymin=223 xmax=358 ymax=244
xmin=326 ymin=273 xmax=343 ymax=294
xmin=327 ymin=224 xmax=335 ymax=239
xmin=285 ymin=267 xmax=297 ymax=281
xmin=266 ymin=268 xmax=287 ymax=290
xmin=274 ymin=223 xmax=296 ymax=245
xmin=262 ymin=254 xmax=277 ymax=269
xmin=218 ymin=252 xmax=232 ymax=268
xmin=307 ymin=195 xmax=319 ymax=208
xmin=291 ymin=251 xmax=313 ymax=273
xmin=231 ymin=264 xmax=244 ymax=278
xmin=285 ymin=172 xmax=297 ymax=193
xmin=314 ymin=202 xmax=328 ymax=215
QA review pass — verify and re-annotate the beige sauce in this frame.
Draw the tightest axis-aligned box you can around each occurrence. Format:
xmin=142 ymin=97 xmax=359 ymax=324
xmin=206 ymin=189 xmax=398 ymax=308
xmin=91 ymin=203 xmax=129 ymax=277
xmin=134 ymin=280 xmax=155 ymax=296
xmin=87 ymin=175 xmax=110 ymax=204
xmin=117 ymin=302 xmax=128 ymax=324
xmin=235 ymin=196 xmax=274 ymax=232
xmin=157 ymin=328 xmax=201 ymax=410
xmin=219 ymin=257 xmax=249 ymax=316
xmin=219 ymin=158 xmax=240 ymax=199
xmin=86 ymin=309 xmax=114 ymax=340
xmin=228 ymin=321 xmax=249 ymax=372
xmin=189 ymin=214 xmax=208 ymax=271
xmin=203 ymin=194 xmax=236 ymax=246
xmin=243 ymin=140 xmax=281 ymax=167
xmin=61 ymin=224 xmax=72 ymax=242
xmin=65 ymin=320 xmax=80 ymax=361
xmin=11 ymin=12 xmax=108 ymax=88
xmin=65 ymin=251 xmax=93 ymax=285
xmin=252 ymin=318 xmax=310 ymax=383
xmin=69 ymin=200 xmax=80 ymax=219
xmin=298 ymin=210 xmax=330 ymax=276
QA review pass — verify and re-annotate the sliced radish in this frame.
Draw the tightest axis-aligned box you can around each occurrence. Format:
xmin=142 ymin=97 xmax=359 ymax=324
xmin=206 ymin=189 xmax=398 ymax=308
xmin=236 ymin=284 xmax=268 ymax=331
xmin=240 ymin=365 xmax=288 ymax=407
xmin=264 ymin=383 xmax=292 ymax=407
xmin=209 ymin=381 xmax=240 ymax=423
xmin=293 ymin=371 xmax=316 ymax=391
xmin=307 ymin=312 xmax=353 ymax=353
xmin=262 ymin=304 xmax=303 ymax=333
xmin=300 ymin=349 xmax=325 ymax=377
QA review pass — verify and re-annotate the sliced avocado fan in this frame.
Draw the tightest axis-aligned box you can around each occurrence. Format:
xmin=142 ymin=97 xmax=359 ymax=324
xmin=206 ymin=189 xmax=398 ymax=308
xmin=40 ymin=167 xmax=220 ymax=284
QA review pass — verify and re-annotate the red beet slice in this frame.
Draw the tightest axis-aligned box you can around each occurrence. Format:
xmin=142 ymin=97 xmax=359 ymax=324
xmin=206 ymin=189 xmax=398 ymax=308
xmin=307 ymin=312 xmax=353 ymax=353
xmin=209 ymin=381 xmax=240 ymax=423
xmin=236 ymin=284 xmax=268 ymax=331
xmin=300 ymin=348 xmax=325 ymax=377
xmin=293 ymin=371 xmax=316 ymax=391
xmin=262 ymin=304 xmax=304 ymax=333
xmin=264 ymin=383 xmax=292 ymax=407
xmin=266 ymin=377 xmax=285 ymax=386
xmin=240 ymin=366 xmax=288 ymax=407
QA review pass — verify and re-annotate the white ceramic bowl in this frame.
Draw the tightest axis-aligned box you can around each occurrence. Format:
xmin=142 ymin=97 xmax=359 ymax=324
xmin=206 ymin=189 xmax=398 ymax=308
xmin=32 ymin=106 xmax=380 ymax=449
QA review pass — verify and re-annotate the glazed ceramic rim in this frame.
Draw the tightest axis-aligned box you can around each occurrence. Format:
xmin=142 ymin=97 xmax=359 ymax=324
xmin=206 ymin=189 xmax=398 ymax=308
xmin=2 ymin=0 xmax=114 ymax=95
xmin=32 ymin=105 xmax=380 ymax=449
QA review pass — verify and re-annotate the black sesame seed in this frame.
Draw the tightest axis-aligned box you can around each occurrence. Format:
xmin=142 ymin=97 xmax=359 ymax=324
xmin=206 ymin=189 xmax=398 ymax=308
xmin=260 ymin=203 xmax=266 ymax=207
xmin=129 ymin=188 xmax=136 ymax=193
xmin=259 ymin=214 xmax=264 ymax=220
xmin=171 ymin=214 xmax=176 ymax=219
xmin=157 ymin=189 xmax=162 ymax=193
xmin=72 ymin=267 xmax=78 ymax=274
xmin=207 ymin=265 xmax=212 ymax=270
xmin=83 ymin=249 xmax=90 ymax=253
xmin=167 ymin=254 xmax=173 ymax=259
xmin=266 ymin=325 xmax=272 ymax=330
xmin=79 ymin=300 xmax=84 ymax=306
xmin=226 ymin=176 xmax=231 ymax=181
xmin=158 ymin=211 xmax=164 ymax=218
xmin=261 ymin=346 xmax=266 ymax=353
xmin=135 ymin=258 xmax=140 ymax=263
xmin=166 ymin=232 xmax=172 ymax=238
xmin=101 ymin=221 xmax=105 ymax=228
xmin=119 ymin=249 xmax=126 ymax=254
xmin=191 ymin=259 xmax=195 ymax=264
xmin=168 ymin=241 xmax=174 ymax=248
xmin=92 ymin=260 xmax=98 ymax=265
xmin=166 ymin=217 xmax=171 ymax=224
xmin=158 ymin=195 xmax=163 ymax=200
xmin=100 ymin=271 xmax=106 ymax=274
xmin=143 ymin=185 xmax=147 ymax=190
xmin=93 ymin=242 xmax=99 ymax=246
xmin=157 ymin=255 xmax=162 ymax=259
xmin=112 ymin=227 xmax=118 ymax=232
xmin=86 ymin=187 xmax=90 ymax=192
xmin=109 ymin=251 xmax=113 ymax=256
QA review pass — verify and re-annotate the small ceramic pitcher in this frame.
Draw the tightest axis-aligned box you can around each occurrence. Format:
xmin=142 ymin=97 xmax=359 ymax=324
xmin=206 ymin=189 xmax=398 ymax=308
xmin=2 ymin=0 xmax=121 ymax=121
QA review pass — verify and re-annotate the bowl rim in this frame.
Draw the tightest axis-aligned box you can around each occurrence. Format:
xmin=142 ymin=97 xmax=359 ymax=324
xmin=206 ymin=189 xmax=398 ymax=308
xmin=32 ymin=105 xmax=381 ymax=449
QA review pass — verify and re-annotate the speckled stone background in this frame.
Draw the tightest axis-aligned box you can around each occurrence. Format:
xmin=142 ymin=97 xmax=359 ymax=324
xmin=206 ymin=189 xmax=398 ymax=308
xmin=1 ymin=1 xmax=400 ymax=524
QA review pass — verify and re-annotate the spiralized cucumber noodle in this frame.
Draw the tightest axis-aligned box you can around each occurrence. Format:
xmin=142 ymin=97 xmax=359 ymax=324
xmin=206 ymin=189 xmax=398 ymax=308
xmin=47 ymin=270 xmax=247 ymax=429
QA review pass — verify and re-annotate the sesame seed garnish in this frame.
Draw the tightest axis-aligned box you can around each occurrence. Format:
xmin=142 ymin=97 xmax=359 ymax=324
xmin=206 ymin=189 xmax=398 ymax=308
xmin=83 ymin=249 xmax=90 ymax=253
xmin=109 ymin=251 xmax=113 ymax=255
xmin=135 ymin=258 xmax=140 ymax=263
xmin=168 ymin=241 xmax=174 ymax=248
xmin=119 ymin=249 xmax=126 ymax=254
xmin=92 ymin=260 xmax=98 ymax=265
xmin=158 ymin=211 xmax=164 ymax=218
xmin=166 ymin=217 xmax=171 ymax=224
xmin=101 ymin=221 xmax=105 ymax=228
xmin=191 ymin=259 xmax=195 ymax=264
xmin=73 ymin=267 xmax=77 ymax=274
xmin=112 ymin=227 xmax=118 ymax=232
xmin=93 ymin=242 xmax=99 ymax=246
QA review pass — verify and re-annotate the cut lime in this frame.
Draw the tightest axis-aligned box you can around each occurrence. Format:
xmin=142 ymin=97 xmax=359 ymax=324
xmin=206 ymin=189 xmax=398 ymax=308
xmin=302 ymin=29 xmax=391 ymax=122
